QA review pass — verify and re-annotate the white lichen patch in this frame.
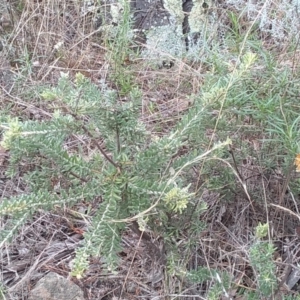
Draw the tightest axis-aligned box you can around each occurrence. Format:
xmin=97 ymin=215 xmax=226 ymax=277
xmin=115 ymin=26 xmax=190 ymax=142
xmin=189 ymin=0 xmax=213 ymax=33
xmin=111 ymin=2 xmax=124 ymax=24
xmin=163 ymin=0 xmax=184 ymax=23
xmin=226 ymin=0 xmax=300 ymax=43
xmin=140 ymin=0 xmax=186 ymax=64
xmin=142 ymin=25 xmax=185 ymax=64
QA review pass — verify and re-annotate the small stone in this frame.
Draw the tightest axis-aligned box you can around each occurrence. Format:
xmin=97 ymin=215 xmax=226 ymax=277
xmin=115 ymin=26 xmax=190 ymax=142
xmin=28 ymin=272 xmax=84 ymax=300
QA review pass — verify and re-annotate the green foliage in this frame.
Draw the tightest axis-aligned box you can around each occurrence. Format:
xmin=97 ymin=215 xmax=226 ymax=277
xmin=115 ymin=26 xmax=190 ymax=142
xmin=255 ymin=222 xmax=269 ymax=239
xmin=284 ymin=296 xmax=300 ymax=300
xmin=0 ymin=282 xmax=7 ymax=300
xmin=0 ymin=67 xmax=233 ymax=276
xmin=188 ymin=267 xmax=232 ymax=300
xmin=0 ymin=38 xmax=263 ymax=281
xmin=3 ymin=1 xmax=300 ymax=299
xmin=163 ymin=185 xmax=193 ymax=214
xmin=106 ymin=0 xmax=136 ymax=95
xmin=249 ymin=225 xmax=277 ymax=297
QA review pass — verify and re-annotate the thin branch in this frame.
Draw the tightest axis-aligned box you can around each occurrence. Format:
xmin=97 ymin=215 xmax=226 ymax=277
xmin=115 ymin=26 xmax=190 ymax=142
xmin=65 ymin=110 xmax=120 ymax=169
xmin=69 ymin=171 xmax=88 ymax=183
xmin=80 ymin=124 xmax=120 ymax=169
xmin=228 ymin=145 xmax=244 ymax=181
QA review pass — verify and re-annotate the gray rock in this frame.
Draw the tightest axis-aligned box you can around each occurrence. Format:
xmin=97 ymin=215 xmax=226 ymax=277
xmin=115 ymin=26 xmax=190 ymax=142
xmin=28 ymin=272 xmax=84 ymax=300
xmin=131 ymin=0 xmax=172 ymax=30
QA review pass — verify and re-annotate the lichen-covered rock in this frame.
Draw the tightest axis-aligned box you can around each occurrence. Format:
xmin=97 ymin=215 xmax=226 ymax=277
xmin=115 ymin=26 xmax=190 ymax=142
xmin=226 ymin=0 xmax=300 ymax=43
xmin=131 ymin=0 xmax=171 ymax=30
xmin=130 ymin=0 xmax=185 ymax=65
xmin=164 ymin=0 xmax=184 ymax=23
xmin=81 ymin=0 xmax=221 ymax=64
xmin=188 ymin=0 xmax=213 ymax=33
xmin=136 ymin=0 xmax=219 ymax=64
xmin=141 ymin=25 xmax=186 ymax=65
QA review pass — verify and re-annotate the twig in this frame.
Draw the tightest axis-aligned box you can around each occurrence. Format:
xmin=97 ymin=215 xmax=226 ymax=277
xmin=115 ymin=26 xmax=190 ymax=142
xmin=0 ymin=85 xmax=52 ymax=117
xmin=80 ymin=123 xmax=120 ymax=170
xmin=228 ymin=144 xmax=244 ymax=182
xmin=67 ymin=111 xmax=120 ymax=170
xmin=69 ymin=171 xmax=88 ymax=183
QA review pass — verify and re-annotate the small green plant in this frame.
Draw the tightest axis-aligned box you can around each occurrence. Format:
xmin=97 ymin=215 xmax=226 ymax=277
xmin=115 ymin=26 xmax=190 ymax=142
xmin=249 ymin=223 xmax=277 ymax=298
xmin=227 ymin=11 xmax=242 ymax=41
xmin=106 ymin=0 xmax=136 ymax=95
xmin=3 ymin=1 xmax=300 ymax=299
xmin=0 ymin=68 xmax=233 ymax=276
xmin=1 ymin=50 xmax=271 ymax=289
